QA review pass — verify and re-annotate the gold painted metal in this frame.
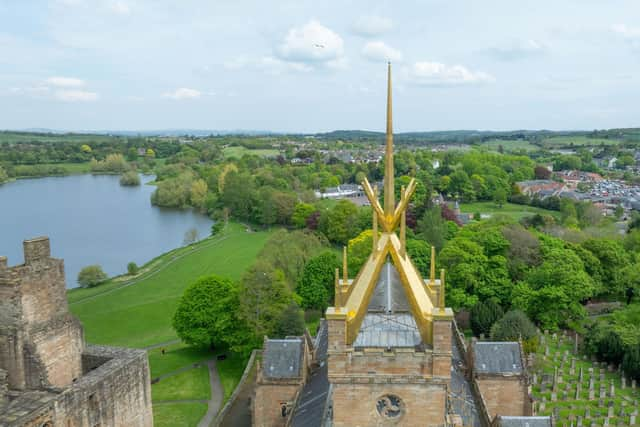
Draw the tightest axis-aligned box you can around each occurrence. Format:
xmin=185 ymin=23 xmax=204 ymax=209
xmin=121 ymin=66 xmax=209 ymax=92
xmin=325 ymin=63 xmax=449 ymax=345
xmin=439 ymin=269 xmax=446 ymax=312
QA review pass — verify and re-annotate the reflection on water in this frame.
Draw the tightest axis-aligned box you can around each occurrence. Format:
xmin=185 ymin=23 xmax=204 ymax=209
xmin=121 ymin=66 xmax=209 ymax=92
xmin=0 ymin=174 xmax=212 ymax=288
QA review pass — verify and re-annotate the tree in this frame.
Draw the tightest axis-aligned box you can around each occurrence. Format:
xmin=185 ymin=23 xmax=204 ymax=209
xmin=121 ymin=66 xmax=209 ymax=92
xmin=470 ymin=300 xmax=504 ymax=337
xmin=493 ymin=187 xmax=507 ymax=208
xmin=582 ymin=238 xmax=630 ymax=296
xmin=119 ymin=170 xmax=140 ymax=186
xmin=534 ymin=165 xmax=551 ymax=180
xmin=183 ymin=228 xmax=199 ymax=245
xmin=77 ymin=265 xmax=108 ymax=287
xmin=490 ymin=310 xmax=537 ymax=341
xmin=417 ymin=206 xmax=447 ymax=252
xmin=211 ymin=221 xmax=224 ymax=236
xmin=127 ymin=262 xmax=138 ymax=275
xmin=291 ymin=203 xmax=316 ymax=228
xmin=238 ymin=261 xmax=293 ymax=341
xmin=320 ymin=199 xmax=362 ymax=244
xmin=126 ymin=147 xmax=138 ymax=161
xmin=146 ymin=148 xmax=156 ymax=158
xmin=80 ymin=144 xmax=92 ymax=153
xmin=297 ymin=251 xmax=339 ymax=310
xmin=190 ymin=179 xmax=208 ymax=209
xmin=172 ymin=275 xmax=244 ymax=348
xmin=0 ymin=166 xmax=8 ymax=184
xmin=272 ymin=302 xmax=306 ymax=338
xmin=406 ymin=239 xmax=432 ymax=277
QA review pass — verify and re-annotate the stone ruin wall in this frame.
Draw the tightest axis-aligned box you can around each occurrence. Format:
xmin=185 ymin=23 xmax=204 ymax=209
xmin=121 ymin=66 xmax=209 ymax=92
xmin=0 ymin=238 xmax=84 ymax=390
xmin=0 ymin=238 xmax=154 ymax=427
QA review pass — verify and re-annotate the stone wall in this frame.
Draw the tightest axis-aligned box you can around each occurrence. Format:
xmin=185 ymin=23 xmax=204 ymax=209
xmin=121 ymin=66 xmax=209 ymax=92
xmin=253 ymin=383 xmax=299 ymax=427
xmin=476 ymin=375 xmax=528 ymax=419
xmin=332 ymin=383 xmax=447 ymax=427
xmin=0 ymin=238 xmax=83 ymax=390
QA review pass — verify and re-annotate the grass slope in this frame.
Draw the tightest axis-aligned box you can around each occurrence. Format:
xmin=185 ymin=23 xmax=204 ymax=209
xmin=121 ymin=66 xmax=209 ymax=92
xmin=69 ymin=222 xmax=273 ymax=348
xmin=153 ymin=403 xmax=208 ymax=427
xmin=460 ymin=201 xmax=560 ymax=221
xmin=152 ymin=366 xmax=211 ymax=401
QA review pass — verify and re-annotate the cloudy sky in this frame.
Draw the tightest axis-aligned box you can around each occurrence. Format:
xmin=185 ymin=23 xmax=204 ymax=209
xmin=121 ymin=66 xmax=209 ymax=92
xmin=1 ymin=0 xmax=639 ymax=132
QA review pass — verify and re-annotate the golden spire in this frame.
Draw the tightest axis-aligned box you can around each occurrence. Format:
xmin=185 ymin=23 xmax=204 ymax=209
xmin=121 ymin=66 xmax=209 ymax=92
xmin=383 ymin=62 xmax=395 ymax=215
xmin=439 ymin=269 xmax=446 ymax=312
xmin=335 ymin=268 xmax=341 ymax=311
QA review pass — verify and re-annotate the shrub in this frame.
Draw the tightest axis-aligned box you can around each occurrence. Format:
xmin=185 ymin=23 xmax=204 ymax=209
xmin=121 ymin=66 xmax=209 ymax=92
xmin=77 ymin=265 xmax=108 ymax=288
xmin=127 ymin=262 xmax=139 ymax=275
xmin=622 ymin=346 xmax=640 ymax=380
xmin=490 ymin=309 xmax=537 ymax=341
xmin=470 ymin=299 xmax=504 ymax=337
xmin=272 ymin=302 xmax=305 ymax=338
xmin=119 ymin=170 xmax=140 ymax=186
xmin=210 ymin=221 xmax=224 ymax=236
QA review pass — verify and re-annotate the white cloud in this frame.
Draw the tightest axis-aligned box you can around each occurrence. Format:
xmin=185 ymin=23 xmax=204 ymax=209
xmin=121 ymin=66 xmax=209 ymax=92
xmin=353 ymin=15 xmax=393 ymax=36
xmin=108 ymin=1 xmax=130 ymax=15
xmin=612 ymin=24 xmax=640 ymax=39
xmin=486 ymin=39 xmax=546 ymax=61
xmin=46 ymin=76 xmax=86 ymax=87
xmin=276 ymin=20 xmax=344 ymax=65
xmin=405 ymin=61 xmax=495 ymax=86
xmin=612 ymin=24 xmax=640 ymax=50
xmin=55 ymin=89 xmax=99 ymax=101
xmin=162 ymin=87 xmax=201 ymax=100
xmin=362 ymin=41 xmax=402 ymax=62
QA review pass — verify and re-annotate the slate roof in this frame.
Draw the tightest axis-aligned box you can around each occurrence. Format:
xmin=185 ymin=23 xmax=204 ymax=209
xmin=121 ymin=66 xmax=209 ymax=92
xmin=291 ymin=321 xmax=330 ymax=427
xmin=473 ymin=342 xmax=523 ymax=375
xmin=353 ymin=313 xmax=421 ymax=348
xmin=495 ymin=416 xmax=552 ymax=427
xmin=262 ymin=338 xmax=304 ymax=379
xmin=367 ymin=261 xmax=410 ymax=313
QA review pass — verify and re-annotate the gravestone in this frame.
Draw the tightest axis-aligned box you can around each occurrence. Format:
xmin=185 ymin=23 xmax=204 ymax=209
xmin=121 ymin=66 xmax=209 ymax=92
xmin=608 ymin=400 xmax=615 ymax=417
xmin=610 ymin=379 xmax=615 ymax=398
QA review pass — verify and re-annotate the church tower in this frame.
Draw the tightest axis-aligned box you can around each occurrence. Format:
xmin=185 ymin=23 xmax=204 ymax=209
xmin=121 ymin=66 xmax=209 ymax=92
xmin=326 ymin=64 xmax=454 ymax=427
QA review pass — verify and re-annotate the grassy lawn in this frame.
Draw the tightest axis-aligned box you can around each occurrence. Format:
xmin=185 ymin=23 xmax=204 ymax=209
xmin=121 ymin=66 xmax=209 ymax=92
xmin=217 ymin=352 xmax=249 ymax=402
xmin=223 ymin=146 xmax=279 ymax=159
xmin=153 ymin=403 xmax=208 ymax=427
xmin=460 ymin=201 xmax=560 ymax=221
xmin=541 ymin=136 xmax=620 ymax=147
xmin=480 ymin=139 xmax=540 ymax=152
xmin=152 ymin=366 xmax=211 ymax=401
xmin=148 ymin=342 xmax=213 ymax=378
xmin=531 ymin=333 xmax=640 ymax=425
xmin=69 ymin=222 xmax=273 ymax=348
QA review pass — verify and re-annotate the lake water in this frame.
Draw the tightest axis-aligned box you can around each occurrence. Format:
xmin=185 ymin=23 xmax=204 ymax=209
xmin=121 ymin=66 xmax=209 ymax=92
xmin=0 ymin=174 xmax=212 ymax=288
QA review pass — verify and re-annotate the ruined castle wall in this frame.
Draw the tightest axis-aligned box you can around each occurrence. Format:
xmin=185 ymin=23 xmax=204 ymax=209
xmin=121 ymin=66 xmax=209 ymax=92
xmin=53 ymin=345 xmax=153 ymax=427
xmin=332 ymin=382 xmax=447 ymax=427
xmin=0 ymin=238 xmax=83 ymax=390
xmin=476 ymin=375 xmax=528 ymax=418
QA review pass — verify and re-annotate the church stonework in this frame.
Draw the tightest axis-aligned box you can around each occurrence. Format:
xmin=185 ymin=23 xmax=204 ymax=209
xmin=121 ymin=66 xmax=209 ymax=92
xmin=0 ymin=237 xmax=153 ymax=427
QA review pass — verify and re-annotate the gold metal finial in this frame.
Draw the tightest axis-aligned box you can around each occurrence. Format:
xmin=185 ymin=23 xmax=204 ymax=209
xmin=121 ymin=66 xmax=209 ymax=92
xmin=439 ymin=269 xmax=446 ymax=312
xmin=342 ymin=246 xmax=348 ymax=284
xmin=383 ymin=62 xmax=395 ymax=216
xmin=335 ymin=268 xmax=341 ymax=310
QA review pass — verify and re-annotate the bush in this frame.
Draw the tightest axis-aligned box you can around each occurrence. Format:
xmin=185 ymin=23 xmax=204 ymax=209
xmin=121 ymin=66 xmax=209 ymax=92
xmin=127 ymin=262 xmax=139 ymax=275
xmin=119 ymin=170 xmax=140 ymax=186
xmin=470 ymin=300 xmax=504 ymax=337
xmin=622 ymin=345 xmax=640 ymax=380
xmin=272 ymin=302 xmax=305 ymax=338
xmin=490 ymin=310 xmax=537 ymax=341
xmin=77 ymin=265 xmax=108 ymax=288
xmin=211 ymin=221 xmax=224 ymax=236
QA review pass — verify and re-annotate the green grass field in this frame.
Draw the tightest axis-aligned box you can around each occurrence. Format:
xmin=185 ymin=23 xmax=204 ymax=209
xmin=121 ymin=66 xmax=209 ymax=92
xmin=541 ymin=136 xmax=620 ymax=148
xmin=67 ymin=222 xmax=273 ymax=426
xmin=153 ymin=403 xmax=208 ymax=427
xmin=480 ymin=139 xmax=540 ymax=152
xmin=152 ymin=366 xmax=211 ymax=401
xmin=460 ymin=201 xmax=560 ymax=221
xmin=69 ymin=222 xmax=273 ymax=348
xmin=222 ymin=146 xmax=279 ymax=159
